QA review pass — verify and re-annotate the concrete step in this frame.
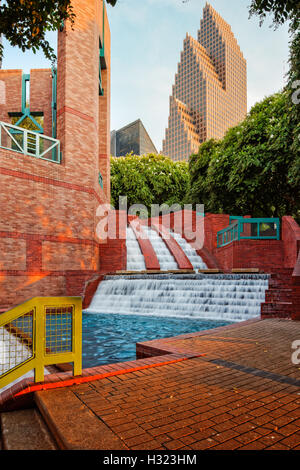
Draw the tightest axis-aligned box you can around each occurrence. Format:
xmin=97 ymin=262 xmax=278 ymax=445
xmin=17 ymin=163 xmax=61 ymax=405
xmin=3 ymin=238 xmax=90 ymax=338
xmin=0 ymin=408 xmax=57 ymax=450
xmin=34 ymin=388 xmax=128 ymax=450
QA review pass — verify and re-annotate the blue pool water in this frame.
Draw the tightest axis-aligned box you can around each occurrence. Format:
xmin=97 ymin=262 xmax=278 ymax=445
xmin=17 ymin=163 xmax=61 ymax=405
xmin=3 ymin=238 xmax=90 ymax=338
xmin=82 ymin=313 xmax=232 ymax=368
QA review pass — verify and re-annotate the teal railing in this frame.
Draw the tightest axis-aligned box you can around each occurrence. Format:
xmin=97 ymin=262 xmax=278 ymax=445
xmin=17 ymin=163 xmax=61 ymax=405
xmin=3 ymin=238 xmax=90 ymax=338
xmin=217 ymin=218 xmax=280 ymax=248
xmin=0 ymin=121 xmax=61 ymax=163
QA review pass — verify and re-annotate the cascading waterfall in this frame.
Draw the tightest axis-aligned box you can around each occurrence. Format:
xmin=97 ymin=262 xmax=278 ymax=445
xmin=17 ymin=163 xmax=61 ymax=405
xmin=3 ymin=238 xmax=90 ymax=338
xmin=87 ymin=225 xmax=269 ymax=323
xmin=86 ymin=273 xmax=269 ymax=323
xmin=142 ymin=226 xmax=178 ymax=270
xmin=171 ymin=231 xmax=207 ymax=270
xmin=126 ymin=227 xmax=146 ymax=271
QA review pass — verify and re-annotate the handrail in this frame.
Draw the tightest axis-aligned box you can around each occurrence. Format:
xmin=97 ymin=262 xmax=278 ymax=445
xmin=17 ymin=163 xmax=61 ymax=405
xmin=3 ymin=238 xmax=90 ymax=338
xmin=0 ymin=121 xmax=61 ymax=163
xmin=0 ymin=297 xmax=82 ymax=390
xmin=217 ymin=218 xmax=280 ymax=248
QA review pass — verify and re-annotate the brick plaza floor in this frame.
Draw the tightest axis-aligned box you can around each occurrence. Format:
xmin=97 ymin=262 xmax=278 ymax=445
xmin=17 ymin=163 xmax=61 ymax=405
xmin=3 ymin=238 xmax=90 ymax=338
xmin=50 ymin=318 xmax=300 ymax=450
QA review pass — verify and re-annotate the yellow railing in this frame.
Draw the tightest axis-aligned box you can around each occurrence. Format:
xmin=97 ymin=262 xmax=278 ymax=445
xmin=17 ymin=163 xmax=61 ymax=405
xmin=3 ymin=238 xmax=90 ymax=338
xmin=0 ymin=297 xmax=82 ymax=390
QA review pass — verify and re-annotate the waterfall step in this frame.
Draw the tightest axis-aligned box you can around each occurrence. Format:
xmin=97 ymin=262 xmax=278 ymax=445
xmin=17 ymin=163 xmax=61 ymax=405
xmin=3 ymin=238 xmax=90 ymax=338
xmin=116 ymin=269 xmax=196 ymax=275
xmin=87 ymin=273 xmax=270 ymax=323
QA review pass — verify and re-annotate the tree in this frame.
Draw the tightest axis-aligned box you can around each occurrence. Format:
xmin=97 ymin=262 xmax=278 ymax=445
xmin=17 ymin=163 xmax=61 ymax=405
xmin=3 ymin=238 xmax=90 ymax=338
xmin=0 ymin=0 xmax=117 ymax=63
xmin=186 ymin=92 xmax=300 ymax=221
xmin=249 ymin=0 xmax=299 ymax=30
xmin=111 ymin=153 xmax=190 ymax=216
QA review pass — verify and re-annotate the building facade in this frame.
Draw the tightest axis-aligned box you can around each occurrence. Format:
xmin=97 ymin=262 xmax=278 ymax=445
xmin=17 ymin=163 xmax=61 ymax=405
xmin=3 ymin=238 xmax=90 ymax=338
xmin=111 ymin=119 xmax=157 ymax=157
xmin=0 ymin=0 xmax=111 ymax=309
xmin=162 ymin=3 xmax=247 ymax=161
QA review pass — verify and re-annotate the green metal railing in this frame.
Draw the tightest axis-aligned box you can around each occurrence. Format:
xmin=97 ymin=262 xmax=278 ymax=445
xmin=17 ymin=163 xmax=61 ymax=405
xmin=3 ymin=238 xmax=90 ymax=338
xmin=0 ymin=121 xmax=61 ymax=163
xmin=217 ymin=218 xmax=280 ymax=248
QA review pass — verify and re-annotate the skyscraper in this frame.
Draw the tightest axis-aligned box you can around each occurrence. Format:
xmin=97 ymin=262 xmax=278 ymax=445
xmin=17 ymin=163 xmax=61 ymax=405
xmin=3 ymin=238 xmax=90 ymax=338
xmin=162 ymin=3 xmax=247 ymax=161
xmin=111 ymin=119 xmax=157 ymax=157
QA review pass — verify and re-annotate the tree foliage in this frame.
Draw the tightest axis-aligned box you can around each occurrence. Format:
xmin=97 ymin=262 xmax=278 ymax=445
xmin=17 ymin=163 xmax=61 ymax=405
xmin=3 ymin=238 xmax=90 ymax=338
xmin=110 ymin=153 xmax=190 ymax=215
xmin=0 ymin=0 xmax=117 ymax=62
xmin=186 ymin=91 xmax=300 ymax=221
xmin=249 ymin=0 xmax=300 ymax=30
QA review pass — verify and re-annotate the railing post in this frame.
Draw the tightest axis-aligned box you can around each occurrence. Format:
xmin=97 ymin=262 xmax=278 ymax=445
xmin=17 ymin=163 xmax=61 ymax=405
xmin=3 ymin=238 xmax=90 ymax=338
xmin=36 ymin=133 xmax=39 ymax=158
xmin=34 ymin=301 xmax=45 ymax=383
xmin=24 ymin=129 xmax=28 ymax=155
xmin=73 ymin=298 xmax=82 ymax=377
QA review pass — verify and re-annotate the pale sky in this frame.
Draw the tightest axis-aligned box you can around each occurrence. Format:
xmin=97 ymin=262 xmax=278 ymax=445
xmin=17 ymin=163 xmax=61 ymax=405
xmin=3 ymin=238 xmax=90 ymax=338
xmin=2 ymin=0 xmax=290 ymax=151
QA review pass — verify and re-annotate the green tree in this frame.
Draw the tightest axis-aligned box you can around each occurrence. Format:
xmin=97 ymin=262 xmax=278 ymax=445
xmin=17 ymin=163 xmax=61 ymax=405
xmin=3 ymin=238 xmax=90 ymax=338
xmin=0 ymin=0 xmax=117 ymax=62
xmin=111 ymin=153 xmax=190 ymax=216
xmin=187 ymin=92 xmax=300 ymax=221
xmin=249 ymin=0 xmax=299 ymax=30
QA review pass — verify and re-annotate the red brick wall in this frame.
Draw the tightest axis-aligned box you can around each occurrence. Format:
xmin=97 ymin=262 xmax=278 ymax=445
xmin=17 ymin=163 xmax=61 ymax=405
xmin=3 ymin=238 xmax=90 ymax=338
xmin=0 ymin=69 xmax=22 ymax=122
xmin=215 ymin=240 xmax=284 ymax=272
xmin=148 ymin=211 xmax=300 ymax=274
xmin=98 ymin=210 xmax=127 ymax=274
xmin=292 ymin=252 xmax=300 ymax=321
xmin=282 ymin=216 xmax=300 ymax=269
xmin=0 ymin=1 xmax=111 ymax=310
xmin=98 ymin=5 xmax=111 ymax=200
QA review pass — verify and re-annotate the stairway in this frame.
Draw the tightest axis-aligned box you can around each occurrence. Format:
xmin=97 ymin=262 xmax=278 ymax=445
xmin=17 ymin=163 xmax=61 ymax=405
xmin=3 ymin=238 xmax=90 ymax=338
xmin=261 ymin=269 xmax=293 ymax=319
xmin=0 ymin=387 xmax=127 ymax=450
xmin=0 ymin=408 xmax=57 ymax=450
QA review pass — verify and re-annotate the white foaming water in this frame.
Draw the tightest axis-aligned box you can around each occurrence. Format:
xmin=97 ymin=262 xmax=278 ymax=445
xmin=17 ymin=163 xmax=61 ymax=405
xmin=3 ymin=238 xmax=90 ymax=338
xmin=142 ymin=226 xmax=178 ymax=271
xmin=171 ymin=231 xmax=207 ymax=270
xmin=86 ymin=274 xmax=269 ymax=323
xmin=126 ymin=227 xmax=146 ymax=272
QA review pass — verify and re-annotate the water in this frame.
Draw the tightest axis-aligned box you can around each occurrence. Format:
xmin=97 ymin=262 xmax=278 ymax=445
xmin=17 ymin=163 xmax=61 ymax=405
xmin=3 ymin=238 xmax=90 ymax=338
xmin=172 ymin=231 xmax=207 ymax=270
xmin=126 ymin=227 xmax=146 ymax=271
xmin=86 ymin=273 xmax=269 ymax=323
xmin=82 ymin=312 xmax=231 ymax=368
xmin=126 ymin=224 xmax=208 ymax=272
xmin=142 ymin=226 xmax=178 ymax=270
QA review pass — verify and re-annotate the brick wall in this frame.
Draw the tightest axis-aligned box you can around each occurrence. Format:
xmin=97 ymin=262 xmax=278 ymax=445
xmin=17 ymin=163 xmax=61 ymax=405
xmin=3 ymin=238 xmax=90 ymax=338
xmin=292 ymin=252 xmax=300 ymax=321
xmin=0 ymin=70 xmax=22 ymax=122
xmin=215 ymin=240 xmax=284 ymax=272
xmin=282 ymin=216 xmax=300 ymax=269
xmin=0 ymin=0 xmax=111 ymax=310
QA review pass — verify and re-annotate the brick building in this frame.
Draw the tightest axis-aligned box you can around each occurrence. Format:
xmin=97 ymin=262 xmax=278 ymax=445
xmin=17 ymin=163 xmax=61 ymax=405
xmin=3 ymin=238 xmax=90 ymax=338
xmin=162 ymin=3 xmax=247 ymax=161
xmin=0 ymin=0 xmax=111 ymax=309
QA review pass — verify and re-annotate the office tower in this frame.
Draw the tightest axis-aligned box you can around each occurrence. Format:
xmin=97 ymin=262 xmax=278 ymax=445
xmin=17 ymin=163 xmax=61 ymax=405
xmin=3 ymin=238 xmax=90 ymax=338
xmin=111 ymin=119 xmax=157 ymax=157
xmin=162 ymin=3 xmax=247 ymax=161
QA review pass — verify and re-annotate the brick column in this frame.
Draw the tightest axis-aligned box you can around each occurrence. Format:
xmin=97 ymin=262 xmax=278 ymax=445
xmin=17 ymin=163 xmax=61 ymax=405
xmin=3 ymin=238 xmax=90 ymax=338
xmin=292 ymin=251 xmax=300 ymax=321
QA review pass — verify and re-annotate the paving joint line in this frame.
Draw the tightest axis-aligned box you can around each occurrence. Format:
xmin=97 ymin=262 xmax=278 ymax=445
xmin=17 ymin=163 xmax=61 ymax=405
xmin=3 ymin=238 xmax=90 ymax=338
xmin=206 ymin=358 xmax=300 ymax=388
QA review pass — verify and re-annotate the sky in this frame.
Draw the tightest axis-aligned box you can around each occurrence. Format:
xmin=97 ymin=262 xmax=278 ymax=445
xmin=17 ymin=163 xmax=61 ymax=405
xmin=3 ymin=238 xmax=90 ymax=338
xmin=2 ymin=0 xmax=290 ymax=151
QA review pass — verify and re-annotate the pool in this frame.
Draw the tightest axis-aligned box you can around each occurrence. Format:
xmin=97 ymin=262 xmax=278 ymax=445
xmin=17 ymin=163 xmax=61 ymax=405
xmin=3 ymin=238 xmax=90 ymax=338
xmin=82 ymin=313 xmax=232 ymax=368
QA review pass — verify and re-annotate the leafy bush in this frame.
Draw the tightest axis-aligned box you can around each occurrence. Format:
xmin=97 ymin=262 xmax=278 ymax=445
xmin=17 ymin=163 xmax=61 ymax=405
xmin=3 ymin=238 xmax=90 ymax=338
xmin=110 ymin=153 xmax=190 ymax=216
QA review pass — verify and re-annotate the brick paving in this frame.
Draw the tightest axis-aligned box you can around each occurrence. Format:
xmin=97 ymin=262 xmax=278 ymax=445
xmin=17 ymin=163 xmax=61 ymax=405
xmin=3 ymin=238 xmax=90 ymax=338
xmin=63 ymin=318 xmax=300 ymax=450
